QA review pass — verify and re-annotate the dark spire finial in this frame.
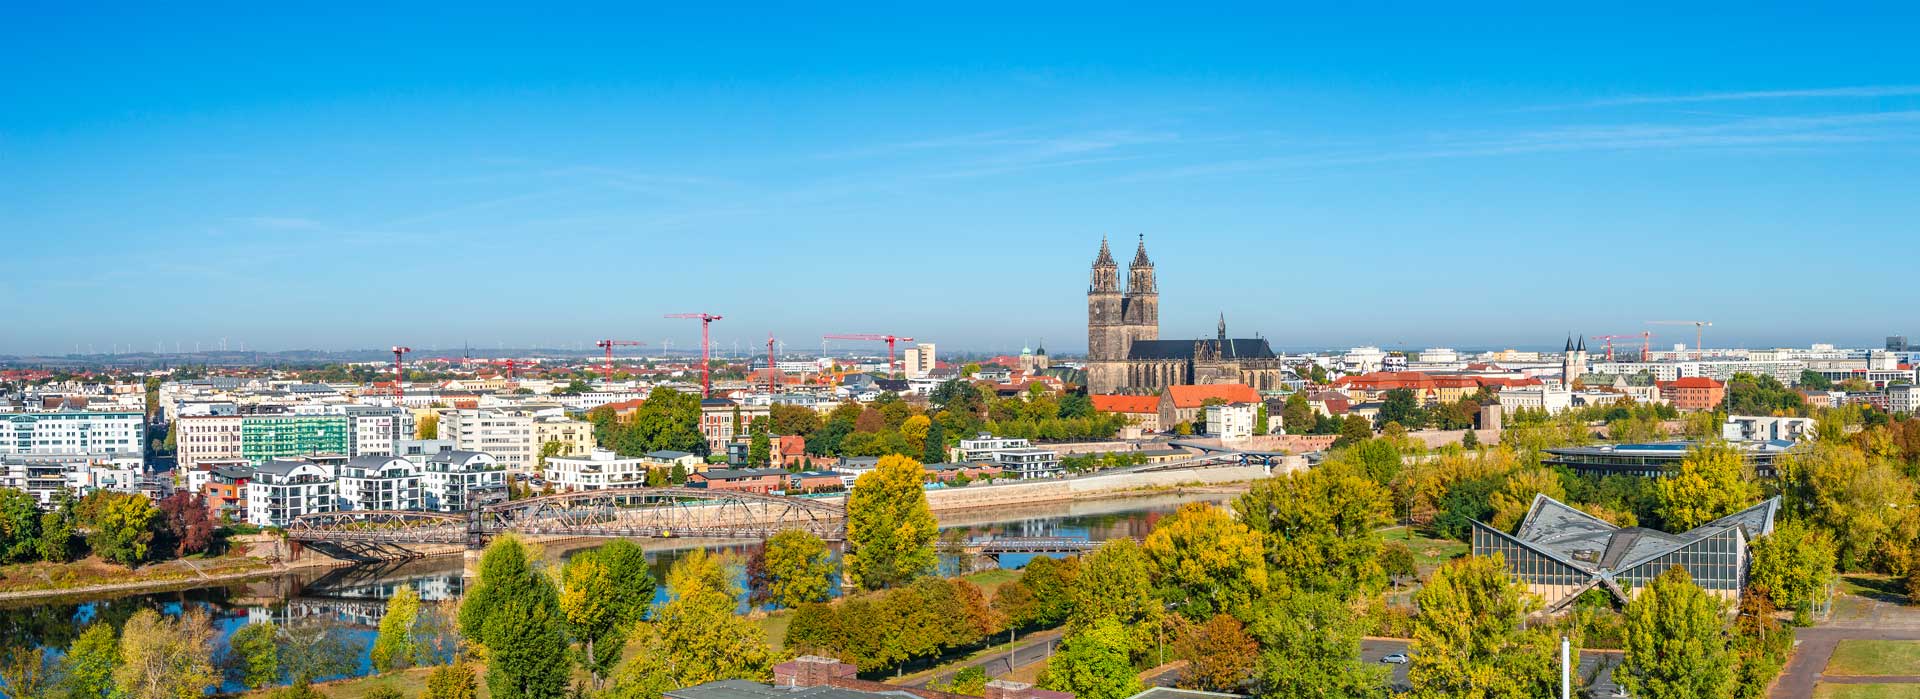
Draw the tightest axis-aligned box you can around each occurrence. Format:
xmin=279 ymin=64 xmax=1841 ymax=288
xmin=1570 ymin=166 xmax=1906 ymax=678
xmin=1131 ymin=234 xmax=1153 ymax=268
xmin=1217 ymin=313 xmax=1227 ymax=341
xmin=1094 ymin=236 xmax=1116 ymax=267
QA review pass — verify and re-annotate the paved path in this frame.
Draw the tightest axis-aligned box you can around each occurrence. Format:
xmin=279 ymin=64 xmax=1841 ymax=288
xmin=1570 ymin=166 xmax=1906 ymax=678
xmin=1771 ymin=627 xmax=1920 ymax=699
xmin=897 ymin=628 xmax=1068 ymax=688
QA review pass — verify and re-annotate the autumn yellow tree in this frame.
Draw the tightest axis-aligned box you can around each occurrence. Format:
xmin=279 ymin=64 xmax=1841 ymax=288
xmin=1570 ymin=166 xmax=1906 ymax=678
xmin=1656 ymin=442 xmax=1761 ymax=530
xmin=843 ymin=455 xmax=938 ymax=590
xmin=1143 ymin=502 xmax=1266 ymax=619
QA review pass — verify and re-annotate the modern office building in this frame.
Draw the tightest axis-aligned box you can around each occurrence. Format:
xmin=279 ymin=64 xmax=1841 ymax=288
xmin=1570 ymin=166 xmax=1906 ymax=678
xmin=240 ymin=415 xmax=351 ymax=464
xmin=546 ymin=448 xmax=650 ymax=491
xmin=421 ymin=450 xmax=506 ymax=512
xmin=439 ymin=408 xmax=594 ymax=471
xmin=1541 ymin=441 xmax=1794 ymax=478
xmin=1472 ymin=494 xmax=1777 ymax=611
xmin=246 ymin=459 xmax=337 ymax=527
xmin=0 ymin=411 xmax=145 ymax=467
xmin=335 ymin=405 xmax=415 ymax=457
xmin=337 ymin=455 xmax=422 ymax=511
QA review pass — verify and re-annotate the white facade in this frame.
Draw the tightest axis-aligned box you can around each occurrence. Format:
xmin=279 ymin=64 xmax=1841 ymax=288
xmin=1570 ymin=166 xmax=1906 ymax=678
xmin=958 ymin=435 xmax=1034 ymax=461
xmin=0 ymin=411 xmax=144 ymax=467
xmin=1204 ymin=403 xmax=1257 ymax=440
xmin=337 ymin=455 xmax=421 ymax=511
xmin=0 ymin=455 xmax=140 ymax=505
xmin=246 ymin=460 xmax=337 ymax=527
xmin=902 ymin=343 xmax=937 ymax=379
xmin=1888 ymin=385 xmax=1920 ymax=415
xmin=1341 ymin=347 xmax=1387 ymax=374
xmin=1723 ymin=416 xmax=1816 ymax=443
xmin=993 ymin=448 xmax=1062 ymax=480
xmin=334 ymin=406 xmax=414 ymax=457
xmin=1497 ymin=385 xmax=1575 ymax=415
xmin=421 ymin=450 xmax=505 ymax=512
xmin=439 ymin=409 xmax=537 ymax=471
xmin=546 ymin=448 xmax=650 ymax=491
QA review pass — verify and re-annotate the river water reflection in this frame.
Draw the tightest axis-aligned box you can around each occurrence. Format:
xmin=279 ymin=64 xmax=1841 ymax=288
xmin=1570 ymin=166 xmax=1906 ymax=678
xmin=0 ymin=491 xmax=1234 ymax=691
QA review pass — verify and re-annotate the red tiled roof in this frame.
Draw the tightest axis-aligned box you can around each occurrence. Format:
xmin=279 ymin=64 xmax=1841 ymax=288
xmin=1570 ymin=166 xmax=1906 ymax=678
xmin=1091 ymin=395 xmax=1160 ymax=414
xmin=1662 ymin=377 xmax=1723 ymax=389
xmin=1164 ymin=384 xmax=1260 ymax=408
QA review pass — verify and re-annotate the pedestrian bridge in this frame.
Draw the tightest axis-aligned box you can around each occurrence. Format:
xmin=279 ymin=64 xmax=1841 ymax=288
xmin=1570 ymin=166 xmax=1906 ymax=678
xmin=286 ymin=487 xmax=846 ymax=559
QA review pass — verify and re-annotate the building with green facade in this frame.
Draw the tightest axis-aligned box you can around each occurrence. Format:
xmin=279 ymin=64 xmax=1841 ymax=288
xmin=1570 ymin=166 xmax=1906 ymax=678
xmin=241 ymin=415 xmax=351 ymax=464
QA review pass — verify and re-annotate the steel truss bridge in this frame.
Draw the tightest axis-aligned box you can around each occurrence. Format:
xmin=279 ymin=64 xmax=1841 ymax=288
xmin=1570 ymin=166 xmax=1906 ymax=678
xmin=287 ymin=487 xmax=845 ymax=559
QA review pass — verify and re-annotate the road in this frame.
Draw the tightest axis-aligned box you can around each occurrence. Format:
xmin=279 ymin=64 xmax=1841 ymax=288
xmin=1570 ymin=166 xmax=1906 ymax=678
xmin=1360 ymin=639 xmax=1622 ymax=695
xmin=901 ymin=628 xmax=1067 ymax=688
xmin=1771 ymin=627 xmax=1920 ymax=699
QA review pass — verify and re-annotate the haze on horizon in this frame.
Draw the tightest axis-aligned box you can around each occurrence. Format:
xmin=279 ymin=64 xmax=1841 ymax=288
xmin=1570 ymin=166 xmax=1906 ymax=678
xmin=5 ymin=4 xmax=1917 ymax=356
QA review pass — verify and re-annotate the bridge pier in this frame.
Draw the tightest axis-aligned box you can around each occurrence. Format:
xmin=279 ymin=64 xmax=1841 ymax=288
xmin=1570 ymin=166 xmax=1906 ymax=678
xmin=463 ymin=547 xmax=483 ymax=580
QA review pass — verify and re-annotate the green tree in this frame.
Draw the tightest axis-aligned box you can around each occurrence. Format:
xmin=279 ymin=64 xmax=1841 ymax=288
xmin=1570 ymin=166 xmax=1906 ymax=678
xmin=459 ymin=535 xmax=539 ymax=639
xmin=424 ymin=662 xmax=480 ymax=699
xmin=114 ymin=609 xmax=219 ymax=699
xmin=1378 ymin=389 xmax=1425 ymax=429
xmin=1408 ymin=556 xmax=1563 ymax=699
xmin=85 ymin=492 xmax=157 ymax=567
xmin=748 ymin=418 xmax=773 ymax=467
xmin=228 ymin=621 xmax=281 ymax=689
xmin=370 ymin=587 xmax=422 ymax=673
xmin=1656 ymin=443 xmax=1761 ymax=531
xmin=0 ymin=488 xmax=41 ymax=562
xmin=1253 ymin=403 xmax=1270 ymax=436
xmin=1335 ymin=414 xmax=1373 ymax=448
xmin=1281 ymin=392 xmax=1316 ymax=434
xmin=1041 ymin=616 xmax=1142 ymax=699
xmin=537 ymin=440 xmax=567 ymax=471
xmin=844 ymin=455 xmax=938 ymax=590
xmin=36 ymin=492 xmax=78 ymax=563
xmin=417 ymin=413 xmax=439 ymax=439
xmin=1012 ymin=555 xmax=1079 ymax=627
xmin=630 ymin=388 xmax=706 ymax=454
xmin=1619 ymin=567 xmax=1735 ymax=699
xmin=1142 ymin=502 xmax=1268 ymax=619
xmin=603 ymin=549 xmax=773 ymax=697
xmin=1775 ymin=441 xmax=1917 ymax=571
xmin=1235 ymin=465 xmax=1389 ymax=594
xmin=761 ymin=529 xmax=834 ymax=608
xmin=1747 ymin=520 xmax=1837 ymax=616
xmin=1797 ymin=370 xmax=1832 ymax=391
xmin=0 ymin=647 xmax=55 ymax=699
xmin=59 ymin=623 xmax=119 ymax=699
xmin=458 ymin=535 xmax=570 ymax=699
xmin=1723 ymin=373 xmax=1807 ymax=416
xmin=1251 ymin=590 xmax=1387 ymax=699
xmin=923 ymin=418 xmax=947 ymax=464
xmin=1069 ymin=539 xmax=1163 ymax=658
xmin=276 ymin=621 xmax=362 ymax=685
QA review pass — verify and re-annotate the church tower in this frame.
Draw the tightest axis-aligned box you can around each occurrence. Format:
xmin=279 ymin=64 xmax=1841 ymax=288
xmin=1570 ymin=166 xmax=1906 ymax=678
xmin=1122 ymin=235 xmax=1159 ymax=345
xmin=1088 ymin=238 xmax=1124 ymax=363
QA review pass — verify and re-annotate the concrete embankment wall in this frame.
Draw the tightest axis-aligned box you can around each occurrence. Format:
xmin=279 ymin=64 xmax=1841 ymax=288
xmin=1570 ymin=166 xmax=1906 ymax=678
xmin=924 ymin=463 xmax=1269 ymax=512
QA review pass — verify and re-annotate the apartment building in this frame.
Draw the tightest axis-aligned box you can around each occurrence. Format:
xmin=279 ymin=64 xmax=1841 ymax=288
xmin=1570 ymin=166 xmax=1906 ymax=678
xmin=177 ymin=415 xmax=245 ymax=469
xmin=902 ymin=343 xmax=937 ymax=379
xmin=336 ymin=455 xmax=421 ymax=511
xmin=421 ymin=450 xmax=506 ymax=512
xmin=1660 ymin=377 xmax=1726 ymax=412
xmin=246 ymin=459 xmax=337 ymax=527
xmin=240 ymin=415 xmax=351 ymax=464
xmin=440 ymin=408 xmax=594 ymax=472
xmin=546 ymin=448 xmax=651 ymax=491
xmin=0 ymin=411 xmax=145 ymax=468
xmin=534 ymin=416 xmax=595 ymax=459
xmin=334 ymin=405 xmax=415 ymax=457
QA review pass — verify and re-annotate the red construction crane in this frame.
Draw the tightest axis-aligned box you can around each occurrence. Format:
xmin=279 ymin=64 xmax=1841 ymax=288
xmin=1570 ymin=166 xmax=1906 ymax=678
xmin=823 ymin=333 xmax=914 ymax=378
xmin=594 ymin=340 xmax=646 ymax=381
xmin=390 ymin=346 xmax=411 ymax=399
xmin=665 ymin=313 xmax=723 ymax=397
xmin=1589 ymin=332 xmax=1652 ymax=362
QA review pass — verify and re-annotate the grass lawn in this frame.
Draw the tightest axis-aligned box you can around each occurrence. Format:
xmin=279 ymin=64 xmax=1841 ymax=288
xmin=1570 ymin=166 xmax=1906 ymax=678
xmin=241 ymin=667 xmax=465 ymax=699
xmin=1376 ymin=525 xmax=1468 ymax=574
xmin=1814 ymin=684 xmax=1920 ymax=699
xmin=963 ymin=568 xmax=1022 ymax=596
xmin=1827 ymin=640 xmax=1920 ymax=676
xmin=757 ymin=608 xmax=796 ymax=650
xmin=1839 ymin=574 xmax=1911 ymax=604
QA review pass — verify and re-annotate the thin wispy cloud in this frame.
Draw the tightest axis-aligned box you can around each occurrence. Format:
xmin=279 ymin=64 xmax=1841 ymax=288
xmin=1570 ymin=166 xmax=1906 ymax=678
xmin=1585 ymin=85 xmax=1920 ymax=107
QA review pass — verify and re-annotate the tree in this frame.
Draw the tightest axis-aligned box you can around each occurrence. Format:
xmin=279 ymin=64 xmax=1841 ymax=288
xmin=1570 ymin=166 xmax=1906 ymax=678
xmin=761 ymin=529 xmax=834 ymax=608
xmin=1619 ymin=567 xmax=1735 ymax=699
xmin=1798 ymin=370 xmax=1833 ymax=391
xmin=1335 ymin=414 xmax=1373 ymax=448
xmin=460 ymin=535 xmax=538 ymax=639
xmin=1014 ymin=555 xmax=1080 ymax=627
xmin=59 ymin=623 xmax=119 ymax=699
xmin=1747 ymin=520 xmax=1837 ymax=616
xmin=0 ymin=488 xmax=40 ymax=562
xmin=156 ymin=492 xmax=215 ymax=557
xmin=114 ymin=609 xmax=218 ymax=699
xmin=844 ymin=455 xmax=938 ymax=590
xmin=1656 ymin=443 xmax=1761 ymax=531
xmin=36 ymin=492 xmax=78 ymax=563
xmin=537 ymin=440 xmax=568 ymax=471
xmin=923 ymin=418 xmax=947 ymax=464
xmin=1251 ymin=590 xmax=1386 ymax=699
xmin=1143 ymin=502 xmax=1268 ymax=619
xmin=0 ymin=647 xmax=55 ymax=699
xmin=770 ymin=403 xmax=824 ymax=436
xmin=1173 ymin=614 xmax=1258 ymax=693
xmin=277 ymin=621 xmax=362 ymax=686
xmin=629 ymin=388 xmax=706 ymax=455
xmin=1041 ymin=616 xmax=1142 ymax=699
xmin=1408 ymin=556 xmax=1562 ymax=699
xmin=1235 ymin=465 xmax=1389 ymax=594
xmin=85 ymin=492 xmax=157 ymax=566
xmin=1380 ymin=542 xmax=1417 ymax=587
xmin=1378 ymin=389 xmax=1425 ymax=429
xmin=1281 ymin=392 xmax=1315 ymax=434
xmin=228 ymin=621 xmax=281 ymax=689
xmin=370 ymin=587 xmax=422 ymax=673
xmin=424 ymin=663 xmax=480 ymax=699
xmin=482 ymin=583 xmax=571 ymax=699
xmin=417 ymin=413 xmax=440 ymax=439
xmin=1253 ymin=403 xmax=1270 ymax=436
xmin=1461 ymin=429 xmax=1479 ymax=448
xmin=557 ymin=540 xmax=653 ymax=684
xmin=1069 ymin=539 xmax=1163 ymax=658
xmin=1775 ymin=441 xmax=1917 ymax=571
xmin=1723 ymin=373 xmax=1806 ymax=416
xmin=604 ymin=549 xmax=773 ymax=697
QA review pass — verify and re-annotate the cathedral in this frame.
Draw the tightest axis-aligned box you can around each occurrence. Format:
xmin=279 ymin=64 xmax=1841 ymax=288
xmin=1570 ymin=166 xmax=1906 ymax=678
xmin=1085 ymin=237 xmax=1291 ymax=395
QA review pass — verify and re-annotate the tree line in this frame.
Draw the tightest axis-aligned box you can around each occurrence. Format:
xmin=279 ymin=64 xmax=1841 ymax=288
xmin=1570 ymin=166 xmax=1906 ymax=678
xmin=0 ymin=489 xmax=220 ymax=568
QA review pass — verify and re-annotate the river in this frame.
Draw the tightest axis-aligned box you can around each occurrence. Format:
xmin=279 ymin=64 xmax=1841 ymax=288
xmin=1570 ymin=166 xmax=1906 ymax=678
xmin=0 ymin=491 xmax=1234 ymax=691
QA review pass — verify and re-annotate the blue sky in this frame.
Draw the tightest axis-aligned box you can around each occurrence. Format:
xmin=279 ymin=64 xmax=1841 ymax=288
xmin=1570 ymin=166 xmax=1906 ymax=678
xmin=5 ymin=3 xmax=1919 ymax=356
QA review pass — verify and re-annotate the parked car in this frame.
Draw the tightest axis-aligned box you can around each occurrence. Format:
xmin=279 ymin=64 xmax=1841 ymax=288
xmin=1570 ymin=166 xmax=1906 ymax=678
xmin=1381 ymin=652 xmax=1409 ymax=664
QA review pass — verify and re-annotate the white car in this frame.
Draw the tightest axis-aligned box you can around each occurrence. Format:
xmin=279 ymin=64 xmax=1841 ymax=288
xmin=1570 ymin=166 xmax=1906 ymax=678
xmin=1381 ymin=653 xmax=1410 ymax=664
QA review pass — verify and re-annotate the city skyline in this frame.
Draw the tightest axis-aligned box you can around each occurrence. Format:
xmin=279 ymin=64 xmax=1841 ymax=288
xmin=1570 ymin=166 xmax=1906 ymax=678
xmin=7 ymin=4 xmax=1920 ymax=354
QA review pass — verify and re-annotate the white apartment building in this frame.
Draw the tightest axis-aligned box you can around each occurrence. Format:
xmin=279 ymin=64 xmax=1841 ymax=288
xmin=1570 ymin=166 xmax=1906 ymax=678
xmin=439 ymin=408 xmax=536 ymax=471
xmin=545 ymin=448 xmax=649 ymax=491
xmin=1341 ymin=346 xmax=1387 ymax=374
xmin=1204 ymin=403 xmax=1257 ymax=440
xmin=902 ymin=343 xmax=938 ymax=379
xmin=334 ymin=405 xmax=415 ymax=457
xmin=1497 ymin=385 xmax=1575 ymax=415
xmin=993 ymin=449 xmax=1062 ymax=480
xmin=0 ymin=411 xmax=145 ymax=468
xmin=1723 ymin=416 xmax=1816 ymax=443
xmin=0 ymin=455 xmax=140 ymax=505
xmin=1889 ymin=385 xmax=1920 ymax=415
xmin=421 ymin=450 xmax=506 ymax=512
xmin=958 ymin=434 xmax=1034 ymax=461
xmin=337 ymin=455 xmax=422 ymax=511
xmin=246 ymin=459 xmax=337 ymax=527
